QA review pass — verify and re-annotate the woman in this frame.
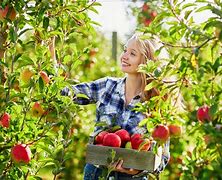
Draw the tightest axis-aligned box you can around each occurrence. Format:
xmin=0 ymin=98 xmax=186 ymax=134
xmin=61 ymin=34 xmax=170 ymax=179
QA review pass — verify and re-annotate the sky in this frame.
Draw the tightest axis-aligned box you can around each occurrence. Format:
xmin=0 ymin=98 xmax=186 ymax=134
xmin=88 ymin=0 xmax=141 ymax=42
xmin=89 ymin=0 xmax=214 ymax=43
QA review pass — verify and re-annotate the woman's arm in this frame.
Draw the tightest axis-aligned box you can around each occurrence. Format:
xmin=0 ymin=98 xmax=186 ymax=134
xmin=61 ymin=77 xmax=108 ymax=105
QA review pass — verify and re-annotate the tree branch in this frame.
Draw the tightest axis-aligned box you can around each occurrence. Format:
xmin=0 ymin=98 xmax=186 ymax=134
xmin=78 ymin=0 xmax=96 ymax=13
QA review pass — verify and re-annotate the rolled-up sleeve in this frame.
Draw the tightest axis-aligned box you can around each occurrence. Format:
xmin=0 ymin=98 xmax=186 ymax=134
xmin=60 ymin=77 xmax=108 ymax=105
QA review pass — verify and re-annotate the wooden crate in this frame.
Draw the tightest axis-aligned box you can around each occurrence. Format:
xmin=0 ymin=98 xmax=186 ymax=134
xmin=85 ymin=144 xmax=162 ymax=171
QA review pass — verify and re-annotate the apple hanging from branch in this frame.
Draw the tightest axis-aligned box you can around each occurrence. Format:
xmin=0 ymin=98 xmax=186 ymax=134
xmin=152 ymin=124 xmax=170 ymax=143
xmin=168 ymin=124 xmax=182 ymax=137
xmin=31 ymin=102 xmax=44 ymax=117
xmin=0 ymin=112 xmax=10 ymax=128
xmin=11 ymin=144 xmax=31 ymax=164
xmin=197 ymin=105 xmax=211 ymax=122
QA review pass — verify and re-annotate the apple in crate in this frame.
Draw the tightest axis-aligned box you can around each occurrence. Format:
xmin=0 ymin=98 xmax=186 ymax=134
xmin=114 ymin=129 xmax=130 ymax=147
xmin=94 ymin=131 xmax=108 ymax=144
xmin=103 ymin=133 xmax=121 ymax=147
xmin=131 ymin=134 xmax=151 ymax=151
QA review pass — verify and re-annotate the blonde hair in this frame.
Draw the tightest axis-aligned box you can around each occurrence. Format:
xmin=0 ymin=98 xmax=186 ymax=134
xmin=129 ymin=34 xmax=160 ymax=102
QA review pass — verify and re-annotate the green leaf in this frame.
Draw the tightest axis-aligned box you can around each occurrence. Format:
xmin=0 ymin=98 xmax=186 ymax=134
xmin=195 ymin=5 xmax=212 ymax=13
xmin=64 ymin=152 xmax=74 ymax=161
xmin=213 ymin=57 xmax=222 ymax=73
xmin=71 ymin=59 xmax=82 ymax=69
xmin=17 ymin=56 xmax=35 ymax=68
xmin=145 ymin=81 xmax=158 ymax=91
xmin=91 ymin=2 xmax=102 ymax=6
xmin=36 ymin=144 xmax=53 ymax=155
xmin=28 ymin=176 xmax=43 ymax=180
xmin=63 ymin=55 xmax=71 ymax=64
xmin=76 ymin=93 xmax=89 ymax=99
xmin=182 ymin=3 xmax=197 ymax=9
xmin=211 ymin=7 xmax=222 ymax=18
xmin=88 ymin=6 xmax=99 ymax=14
xmin=139 ymin=118 xmax=149 ymax=127
xmin=184 ymin=10 xmax=192 ymax=20
xmin=9 ymin=27 xmax=17 ymax=43
xmin=210 ymin=103 xmax=218 ymax=116
xmin=90 ymin=21 xmax=101 ymax=26
xmin=39 ymin=77 xmax=44 ymax=92
xmin=43 ymin=16 xmax=49 ymax=29
xmin=203 ymin=20 xmax=222 ymax=30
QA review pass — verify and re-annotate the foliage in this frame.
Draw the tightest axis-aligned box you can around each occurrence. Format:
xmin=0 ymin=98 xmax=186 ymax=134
xmin=0 ymin=0 xmax=111 ymax=179
xmin=130 ymin=0 xmax=222 ymax=179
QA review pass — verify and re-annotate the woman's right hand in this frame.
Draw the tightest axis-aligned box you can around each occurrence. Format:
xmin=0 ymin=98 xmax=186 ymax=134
xmin=109 ymin=159 xmax=141 ymax=175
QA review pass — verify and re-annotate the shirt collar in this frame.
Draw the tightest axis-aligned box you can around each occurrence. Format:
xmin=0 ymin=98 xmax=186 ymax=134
xmin=116 ymin=76 xmax=142 ymax=100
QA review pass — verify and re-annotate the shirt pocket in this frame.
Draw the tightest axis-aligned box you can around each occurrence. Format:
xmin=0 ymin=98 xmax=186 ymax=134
xmin=97 ymin=102 xmax=119 ymax=126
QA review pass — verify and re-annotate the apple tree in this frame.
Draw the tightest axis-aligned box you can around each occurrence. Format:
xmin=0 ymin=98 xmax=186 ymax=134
xmin=130 ymin=0 xmax=222 ymax=179
xmin=0 ymin=0 xmax=105 ymax=179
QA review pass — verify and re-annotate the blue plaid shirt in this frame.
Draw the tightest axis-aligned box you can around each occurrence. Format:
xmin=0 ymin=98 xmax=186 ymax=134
xmin=61 ymin=76 xmax=170 ymax=174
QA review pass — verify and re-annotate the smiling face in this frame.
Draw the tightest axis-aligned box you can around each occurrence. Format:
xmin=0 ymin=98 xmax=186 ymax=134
xmin=120 ymin=38 xmax=144 ymax=74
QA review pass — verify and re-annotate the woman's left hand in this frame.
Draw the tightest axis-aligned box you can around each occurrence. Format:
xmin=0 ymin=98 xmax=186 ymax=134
xmin=111 ymin=159 xmax=141 ymax=175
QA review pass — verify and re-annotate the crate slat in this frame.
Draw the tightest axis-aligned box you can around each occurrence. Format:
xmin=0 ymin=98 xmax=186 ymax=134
xmin=86 ymin=144 xmax=162 ymax=171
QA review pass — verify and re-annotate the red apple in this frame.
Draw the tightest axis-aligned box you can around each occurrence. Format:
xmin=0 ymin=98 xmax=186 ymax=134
xmin=152 ymin=124 xmax=169 ymax=143
xmin=20 ymin=68 xmax=33 ymax=83
xmin=150 ymin=11 xmax=157 ymax=18
xmin=197 ymin=105 xmax=211 ymax=122
xmin=139 ymin=139 xmax=151 ymax=151
xmin=0 ymin=112 xmax=10 ymax=128
xmin=95 ymin=131 xmax=108 ymax=144
xmin=0 ymin=5 xmax=16 ymax=21
xmin=142 ymin=3 xmax=149 ymax=12
xmin=114 ymin=129 xmax=130 ymax=147
xmin=11 ymin=144 xmax=31 ymax=164
xmin=131 ymin=133 xmax=142 ymax=149
xmin=131 ymin=134 xmax=150 ymax=151
xmin=103 ymin=133 xmax=121 ymax=147
xmin=32 ymin=102 xmax=44 ymax=117
xmin=40 ymin=71 xmax=50 ymax=84
xmin=143 ymin=18 xmax=152 ymax=26
xmin=168 ymin=124 xmax=182 ymax=137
